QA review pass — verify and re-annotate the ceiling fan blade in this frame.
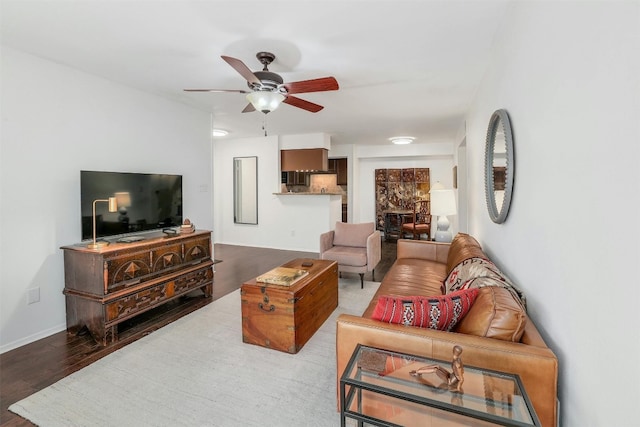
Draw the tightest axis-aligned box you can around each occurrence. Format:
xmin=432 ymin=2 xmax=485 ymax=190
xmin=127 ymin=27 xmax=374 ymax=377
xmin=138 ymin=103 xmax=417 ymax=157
xmin=242 ymin=103 xmax=256 ymax=113
xmin=221 ymin=55 xmax=262 ymax=86
xmin=283 ymin=96 xmax=324 ymax=113
xmin=283 ymin=77 xmax=339 ymax=95
xmin=183 ymin=89 xmax=249 ymax=93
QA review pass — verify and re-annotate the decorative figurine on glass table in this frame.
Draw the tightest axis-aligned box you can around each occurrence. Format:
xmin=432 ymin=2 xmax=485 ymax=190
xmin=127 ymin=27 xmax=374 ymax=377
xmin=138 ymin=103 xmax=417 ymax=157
xmin=410 ymin=345 xmax=464 ymax=392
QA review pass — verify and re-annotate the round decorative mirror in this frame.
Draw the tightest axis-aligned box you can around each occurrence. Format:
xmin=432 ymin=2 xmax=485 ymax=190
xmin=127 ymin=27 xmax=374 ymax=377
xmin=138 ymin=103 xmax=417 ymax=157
xmin=484 ymin=109 xmax=514 ymax=223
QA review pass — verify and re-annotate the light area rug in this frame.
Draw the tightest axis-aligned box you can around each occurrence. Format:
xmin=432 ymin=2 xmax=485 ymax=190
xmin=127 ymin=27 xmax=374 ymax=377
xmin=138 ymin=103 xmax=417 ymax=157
xmin=10 ymin=278 xmax=380 ymax=427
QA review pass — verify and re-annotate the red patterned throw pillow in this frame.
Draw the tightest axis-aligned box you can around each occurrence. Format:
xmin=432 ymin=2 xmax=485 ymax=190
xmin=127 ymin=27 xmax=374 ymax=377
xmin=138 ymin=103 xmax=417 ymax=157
xmin=371 ymin=288 xmax=479 ymax=331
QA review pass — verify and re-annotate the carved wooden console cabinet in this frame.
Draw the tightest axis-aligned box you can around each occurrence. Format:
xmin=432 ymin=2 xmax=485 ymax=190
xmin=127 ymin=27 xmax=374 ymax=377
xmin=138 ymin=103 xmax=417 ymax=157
xmin=61 ymin=230 xmax=214 ymax=345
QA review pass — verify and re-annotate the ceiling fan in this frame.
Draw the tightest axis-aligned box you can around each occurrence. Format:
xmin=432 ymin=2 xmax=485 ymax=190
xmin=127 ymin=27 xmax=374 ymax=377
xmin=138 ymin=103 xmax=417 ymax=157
xmin=184 ymin=52 xmax=339 ymax=114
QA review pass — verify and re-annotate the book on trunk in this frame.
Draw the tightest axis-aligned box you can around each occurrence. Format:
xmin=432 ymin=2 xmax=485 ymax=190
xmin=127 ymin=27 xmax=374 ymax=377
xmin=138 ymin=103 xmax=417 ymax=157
xmin=256 ymin=267 xmax=308 ymax=286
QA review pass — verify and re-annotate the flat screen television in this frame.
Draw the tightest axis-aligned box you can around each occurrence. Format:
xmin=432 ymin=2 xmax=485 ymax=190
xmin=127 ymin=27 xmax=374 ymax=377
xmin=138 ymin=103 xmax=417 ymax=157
xmin=80 ymin=170 xmax=183 ymax=241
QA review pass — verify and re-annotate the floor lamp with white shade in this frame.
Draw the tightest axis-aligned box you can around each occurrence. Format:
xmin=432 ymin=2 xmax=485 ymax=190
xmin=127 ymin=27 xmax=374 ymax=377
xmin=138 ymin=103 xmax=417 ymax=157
xmin=430 ymin=182 xmax=457 ymax=242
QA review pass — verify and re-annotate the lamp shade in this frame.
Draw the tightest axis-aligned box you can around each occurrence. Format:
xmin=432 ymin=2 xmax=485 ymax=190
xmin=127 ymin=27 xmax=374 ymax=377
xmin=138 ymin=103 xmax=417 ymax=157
xmin=246 ymin=91 xmax=285 ymax=114
xmin=107 ymin=196 xmax=118 ymax=212
xmin=430 ymin=182 xmax=457 ymax=216
xmin=114 ymin=192 xmax=131 ymax=208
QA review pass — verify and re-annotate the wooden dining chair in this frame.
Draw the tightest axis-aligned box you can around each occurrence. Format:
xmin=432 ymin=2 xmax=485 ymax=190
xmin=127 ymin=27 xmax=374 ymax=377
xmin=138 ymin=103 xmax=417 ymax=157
xmin=401 ymin=199 xmax=431 ymax=240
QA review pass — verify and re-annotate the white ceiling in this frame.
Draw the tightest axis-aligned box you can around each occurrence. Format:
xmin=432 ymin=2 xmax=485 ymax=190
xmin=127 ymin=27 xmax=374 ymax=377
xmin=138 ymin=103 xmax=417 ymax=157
xmin=0 ymin=0 xmax=509 ymax=145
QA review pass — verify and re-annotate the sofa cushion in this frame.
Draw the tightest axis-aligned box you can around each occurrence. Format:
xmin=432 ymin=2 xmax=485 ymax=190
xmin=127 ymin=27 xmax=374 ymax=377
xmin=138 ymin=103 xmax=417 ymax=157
xmin=332 ymin=222 xmax=374 ymax=248
xmin=361 ymin=258 xmax=447 ymax=318
xmin=370 ymin=288 xmax=479 ymax=331
xmin=445 ymin=233 xmax=487 ymax=275
xmin=453 ymin=286 xmax=527 ymax=342
xmin=381 ymin=258 xmax=447 ymax=295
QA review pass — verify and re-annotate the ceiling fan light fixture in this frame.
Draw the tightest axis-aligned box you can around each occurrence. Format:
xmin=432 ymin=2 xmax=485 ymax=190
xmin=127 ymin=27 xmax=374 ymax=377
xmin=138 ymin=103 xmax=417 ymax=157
xmin=389 ymin=136 xmax=415 ymax=145
xmin=246 ymin=91 xmax=285 ymax=114
xmin=212 ymin=129 xmax=229 ymax=137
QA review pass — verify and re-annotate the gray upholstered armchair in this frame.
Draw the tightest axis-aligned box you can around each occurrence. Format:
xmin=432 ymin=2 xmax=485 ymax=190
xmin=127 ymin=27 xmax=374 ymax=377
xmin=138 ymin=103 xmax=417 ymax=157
xmin=319 ymin=222 xmax=381 ymax=288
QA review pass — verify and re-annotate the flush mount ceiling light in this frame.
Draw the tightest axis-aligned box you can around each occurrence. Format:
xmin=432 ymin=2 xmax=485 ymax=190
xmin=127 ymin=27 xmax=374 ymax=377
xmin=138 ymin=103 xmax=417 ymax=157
xmin=389 ymin=136 xmax=415 ymax=145
xmin=212 ymin=129 xmax=229 ymax=137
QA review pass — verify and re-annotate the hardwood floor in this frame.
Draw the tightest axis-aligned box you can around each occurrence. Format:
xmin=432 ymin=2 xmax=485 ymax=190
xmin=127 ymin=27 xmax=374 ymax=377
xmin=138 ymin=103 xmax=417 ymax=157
xmin=0 ymin=240 xmax=397 ymax=426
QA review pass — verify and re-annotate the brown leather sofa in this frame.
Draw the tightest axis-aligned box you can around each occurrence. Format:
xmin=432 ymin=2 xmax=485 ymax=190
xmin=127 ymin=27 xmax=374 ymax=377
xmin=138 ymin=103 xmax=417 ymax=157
xmin=336 ymin=233 xmax=558 ymax=426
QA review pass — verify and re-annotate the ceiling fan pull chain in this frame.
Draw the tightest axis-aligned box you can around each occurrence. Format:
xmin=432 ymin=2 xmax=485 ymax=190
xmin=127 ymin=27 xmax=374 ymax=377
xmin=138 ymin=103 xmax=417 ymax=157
xmin=263 ymin=115 xmax=268 ymax=137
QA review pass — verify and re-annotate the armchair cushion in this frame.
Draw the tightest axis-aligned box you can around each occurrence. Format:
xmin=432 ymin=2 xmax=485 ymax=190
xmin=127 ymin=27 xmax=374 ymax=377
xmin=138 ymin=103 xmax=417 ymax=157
xmin=333 ymin=221 xmax=374 ymax=247
xmin=402 ymin=223 xmax=429 ymax=232
xmin=321 ymin=246 xmax=367 ymax=267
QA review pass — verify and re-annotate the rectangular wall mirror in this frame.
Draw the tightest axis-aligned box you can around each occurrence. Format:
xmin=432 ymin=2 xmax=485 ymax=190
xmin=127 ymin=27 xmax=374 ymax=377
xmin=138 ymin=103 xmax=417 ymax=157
xmin=233 ymin=156 xmax=258 ymax=224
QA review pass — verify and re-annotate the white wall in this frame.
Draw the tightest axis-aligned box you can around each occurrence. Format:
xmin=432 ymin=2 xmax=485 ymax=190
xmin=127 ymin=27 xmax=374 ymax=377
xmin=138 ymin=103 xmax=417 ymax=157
xmin=465 ymin=2 xmax=640 ymax=425
xmin=0 ymin=47 xmax=212 ymax=352
xmin=212 ymin=135 xmax=341 ymax=252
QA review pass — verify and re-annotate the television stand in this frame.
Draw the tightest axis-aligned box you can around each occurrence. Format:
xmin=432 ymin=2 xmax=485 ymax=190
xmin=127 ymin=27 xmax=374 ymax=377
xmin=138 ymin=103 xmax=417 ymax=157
xmin=61 ymin=230 xmax=214 ymax=346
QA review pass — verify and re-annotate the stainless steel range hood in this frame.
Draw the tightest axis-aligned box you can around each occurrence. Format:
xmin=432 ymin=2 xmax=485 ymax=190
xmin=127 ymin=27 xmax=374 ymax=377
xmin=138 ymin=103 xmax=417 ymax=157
xmin=281 ymin=148 xmax=328 ymax=172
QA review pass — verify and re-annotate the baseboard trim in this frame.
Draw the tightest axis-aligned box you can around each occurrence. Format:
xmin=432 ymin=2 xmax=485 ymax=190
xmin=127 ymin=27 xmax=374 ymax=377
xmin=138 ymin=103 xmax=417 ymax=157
xmin=0 ymin=323 xmax=66 ymax=354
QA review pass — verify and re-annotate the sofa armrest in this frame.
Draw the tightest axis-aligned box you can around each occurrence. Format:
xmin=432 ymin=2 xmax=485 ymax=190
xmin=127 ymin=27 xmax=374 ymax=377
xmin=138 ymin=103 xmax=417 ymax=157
xmin=336 ymin=314 xmax=558 ymax=427
xmin=366 ymin=230 xmax=381 ymax=272
xmin=319 ymin=230 xmax=335 ymax=257
xmin=397 ymin=239 xmax=450 ymax=264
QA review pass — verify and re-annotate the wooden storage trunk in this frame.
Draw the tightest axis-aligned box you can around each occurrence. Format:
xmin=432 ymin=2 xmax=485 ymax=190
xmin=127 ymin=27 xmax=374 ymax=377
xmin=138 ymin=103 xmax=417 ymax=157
xmin=241 ymin=259 xmax=338 ymax=353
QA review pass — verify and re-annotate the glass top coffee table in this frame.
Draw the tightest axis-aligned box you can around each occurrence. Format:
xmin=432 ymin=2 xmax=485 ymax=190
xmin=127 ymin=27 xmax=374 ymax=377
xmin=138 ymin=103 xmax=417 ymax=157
xmin=340 ymin=344 xmax=541 ymax=427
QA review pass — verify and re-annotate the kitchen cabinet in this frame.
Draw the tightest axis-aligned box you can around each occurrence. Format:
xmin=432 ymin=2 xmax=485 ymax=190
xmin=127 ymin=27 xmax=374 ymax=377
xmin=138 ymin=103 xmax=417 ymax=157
xmin=329 ymin=158 xmax=348 ymax=185
xmin=281 ymin=148 xmax=328 ymax=172
xmin=286 ymin=171 xmax=309 ymax=186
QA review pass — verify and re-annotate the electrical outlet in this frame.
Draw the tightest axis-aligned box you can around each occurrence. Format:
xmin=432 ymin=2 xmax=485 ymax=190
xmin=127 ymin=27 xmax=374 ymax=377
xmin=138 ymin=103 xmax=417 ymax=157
xmin=290 ymin=230 xmax=295 ymax=237
xmin=27 ymin=287 xmax=40 ymax=305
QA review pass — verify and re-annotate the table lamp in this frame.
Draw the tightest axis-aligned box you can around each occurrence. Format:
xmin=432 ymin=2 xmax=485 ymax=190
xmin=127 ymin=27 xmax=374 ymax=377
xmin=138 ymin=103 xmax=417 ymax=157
xmin=87 ymin=196 xmax=118 ymax=249
xmin=430 ymin=182 xmax=457 ymax=243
